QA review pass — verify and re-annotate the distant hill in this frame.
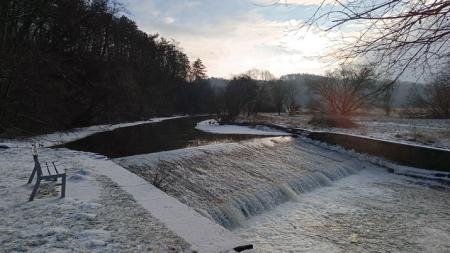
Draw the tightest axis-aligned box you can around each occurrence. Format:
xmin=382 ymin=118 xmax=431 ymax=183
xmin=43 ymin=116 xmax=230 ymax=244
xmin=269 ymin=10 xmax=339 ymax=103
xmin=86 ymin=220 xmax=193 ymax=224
xmin=208 ymin=78 xmax=229 ymax=90
xmin=279 ymin=73 xmax=421 ymax=108
xmin=208 ymin=73 xmax=421 ymax=109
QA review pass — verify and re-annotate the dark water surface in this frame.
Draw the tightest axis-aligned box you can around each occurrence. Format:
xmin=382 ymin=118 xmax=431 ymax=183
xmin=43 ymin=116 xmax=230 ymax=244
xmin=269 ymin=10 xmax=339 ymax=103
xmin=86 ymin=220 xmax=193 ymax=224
xmin=60 ymin=116 xmax=271 ymax=158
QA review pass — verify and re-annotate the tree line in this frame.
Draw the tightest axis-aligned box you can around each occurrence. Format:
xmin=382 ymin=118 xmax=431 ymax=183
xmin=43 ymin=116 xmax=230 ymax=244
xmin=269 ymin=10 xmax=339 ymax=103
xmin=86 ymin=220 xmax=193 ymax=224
xmin=1 ymin=0 xmax=448 ymax=136
xmin=0 ymin=0 xmax=214 ymax=136
xmin=215 ymin=65 xmax=450 ymax=124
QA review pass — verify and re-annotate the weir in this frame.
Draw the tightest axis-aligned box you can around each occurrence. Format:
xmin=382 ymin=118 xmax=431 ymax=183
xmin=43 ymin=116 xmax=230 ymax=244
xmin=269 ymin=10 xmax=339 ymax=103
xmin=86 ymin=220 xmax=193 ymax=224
xmin=307 ymin=131 xmax=450 ymax=172
xmin=115 ymin=137 xmax=366 ymax=229
xmin=234 ymin=122 xmax=450 ymax=172
xmin=207 ymin=165 xmax=356 ymax=228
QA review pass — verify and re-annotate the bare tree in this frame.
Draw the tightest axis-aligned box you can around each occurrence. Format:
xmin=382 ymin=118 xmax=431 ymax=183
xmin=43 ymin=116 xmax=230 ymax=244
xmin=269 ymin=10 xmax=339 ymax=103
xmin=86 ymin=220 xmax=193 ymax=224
xmin=128 ymin=163 xmax=177 ymax=192
xmin=309 ymin=64 xmax=381 ymax=116
xmin=245 ymin=68 xmax=276 ymax=81
xmin=270 ymin=80 xmax=286 ymax=115
xmin=409 ymin=68 xmax=450 ymax=118
xmin=290 ymin=0 xmax=450 ymax=79
xmin=222 ymin=75 xmax=259 ymax=120
xmin=284 ymin=82 xmax=300 ymax=114
xmin=381 ymin=85 xmax=395 ymax=116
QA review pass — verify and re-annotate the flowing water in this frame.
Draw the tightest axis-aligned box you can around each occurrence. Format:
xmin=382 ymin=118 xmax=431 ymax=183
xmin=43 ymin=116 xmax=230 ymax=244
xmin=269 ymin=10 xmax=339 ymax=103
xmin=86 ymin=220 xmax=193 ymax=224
xmin=116 ymin=136 xmax=450 ymax=252
xmin=234 ymin=168 xmax=450 ymax=252
xmin=64 ymin=117 xmax=450 ymax=252
xmin=116 ymin=137 xmax=370 ymax=228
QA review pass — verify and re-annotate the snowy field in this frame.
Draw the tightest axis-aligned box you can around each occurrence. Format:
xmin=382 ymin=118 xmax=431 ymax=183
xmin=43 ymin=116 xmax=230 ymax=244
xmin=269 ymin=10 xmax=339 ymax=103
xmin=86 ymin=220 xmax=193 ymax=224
xmin=240 ymin=113 xmax=450 ymax=150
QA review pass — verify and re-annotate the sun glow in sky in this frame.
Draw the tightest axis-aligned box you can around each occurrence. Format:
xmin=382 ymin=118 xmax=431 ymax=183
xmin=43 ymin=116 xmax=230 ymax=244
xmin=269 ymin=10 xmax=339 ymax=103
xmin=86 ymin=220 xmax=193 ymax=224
xmin=122 ymin=0 xmax=338 ymax=78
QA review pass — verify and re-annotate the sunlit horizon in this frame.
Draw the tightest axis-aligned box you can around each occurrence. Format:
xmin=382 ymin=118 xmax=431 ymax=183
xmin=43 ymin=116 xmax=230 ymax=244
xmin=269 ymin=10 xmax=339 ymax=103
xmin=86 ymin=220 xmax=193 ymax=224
xmin=122 ymin=0 xmax=339 ymax=78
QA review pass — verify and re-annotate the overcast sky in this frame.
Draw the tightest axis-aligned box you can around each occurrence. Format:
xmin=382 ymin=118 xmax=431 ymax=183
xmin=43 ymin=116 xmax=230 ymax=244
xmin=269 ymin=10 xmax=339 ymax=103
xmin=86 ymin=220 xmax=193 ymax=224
xmin=121 ymin=0 xmax=338 ymax=78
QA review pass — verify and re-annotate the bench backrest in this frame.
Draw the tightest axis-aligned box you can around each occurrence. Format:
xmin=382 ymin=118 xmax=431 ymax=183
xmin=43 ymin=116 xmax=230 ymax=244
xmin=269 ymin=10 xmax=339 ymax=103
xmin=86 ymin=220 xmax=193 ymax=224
xmin=32 ymin=144 xmax=60 ymax=177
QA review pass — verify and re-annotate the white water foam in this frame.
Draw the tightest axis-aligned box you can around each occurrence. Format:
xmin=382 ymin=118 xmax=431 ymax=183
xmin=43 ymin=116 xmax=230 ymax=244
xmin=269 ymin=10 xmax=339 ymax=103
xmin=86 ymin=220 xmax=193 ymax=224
xmin=116 ymin=137 xmax=367 ymax=228
xmin=234 ymin=168 xmax=450 ymax=252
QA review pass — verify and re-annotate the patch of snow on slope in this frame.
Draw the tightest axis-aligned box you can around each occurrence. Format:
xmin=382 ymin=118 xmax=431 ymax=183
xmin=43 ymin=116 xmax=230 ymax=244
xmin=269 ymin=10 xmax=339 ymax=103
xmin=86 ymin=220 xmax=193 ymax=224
xmin=196 ymin=119 xmax=290 ymax=136
xmin=247 ymin=113 xmax=450 ymax=150
xmin=0 ymin=116 xmax=186 ymax=148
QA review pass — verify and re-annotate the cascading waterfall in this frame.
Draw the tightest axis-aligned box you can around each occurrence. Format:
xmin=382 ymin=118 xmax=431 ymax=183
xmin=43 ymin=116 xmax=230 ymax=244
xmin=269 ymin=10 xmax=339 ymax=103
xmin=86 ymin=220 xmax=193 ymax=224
xmin=116 ymin=137 xmax=366 ymax=229
xmin=208 ymin=164 xmax=359 ymax=228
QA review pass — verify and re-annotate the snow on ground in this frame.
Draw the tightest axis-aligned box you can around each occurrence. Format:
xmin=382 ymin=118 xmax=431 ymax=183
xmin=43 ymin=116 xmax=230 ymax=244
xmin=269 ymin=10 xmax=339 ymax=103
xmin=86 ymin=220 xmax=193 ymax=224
xmin=0 ymin=116 xmax=185 ymax=148
xmin=0 ymin=146 xmax=191 ymax=252
xmin=241 ymin=113 xmax=450 ymax=150
xmin=2 ymin=115 xmax=449 ymax=252
xmin=195 ymin=119 xmax=290 ymax=136
xmin=1 ymin=116 xmax=253 ymax=253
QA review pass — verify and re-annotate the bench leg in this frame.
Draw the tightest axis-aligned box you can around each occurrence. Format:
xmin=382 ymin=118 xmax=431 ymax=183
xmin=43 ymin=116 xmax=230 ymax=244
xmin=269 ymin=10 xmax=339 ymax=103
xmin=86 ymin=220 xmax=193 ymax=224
xmin=60 ymin=174 xmax=66 ymax=198
xmin=27 ymin=167 xmax=37 ymax=184
xmin=29 ymin=178 xmax=41 ymax=201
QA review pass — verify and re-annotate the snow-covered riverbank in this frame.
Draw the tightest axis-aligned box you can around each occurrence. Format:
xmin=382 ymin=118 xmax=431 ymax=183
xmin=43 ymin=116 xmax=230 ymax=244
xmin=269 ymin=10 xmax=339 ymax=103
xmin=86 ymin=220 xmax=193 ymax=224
xmin=2 ymin=116 xmax=450 ymax=252
xmin=239 ymin=113 xmax=450 ymax=150
xmin=0 ymin=146 xmax=191 ymax=252
xmin=195 ymin=119 xmax=290 ymax=136
xmin=0 ymin=116 xmax=186 ymax=148
xmin=0 ymin=117 xmax=251 ymax=253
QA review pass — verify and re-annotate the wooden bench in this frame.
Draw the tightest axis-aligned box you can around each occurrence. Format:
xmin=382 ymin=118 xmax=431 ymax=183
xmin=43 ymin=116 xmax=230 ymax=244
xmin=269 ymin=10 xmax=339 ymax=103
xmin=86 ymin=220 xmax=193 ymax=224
xmin=27 ymin=147 xmax=66 ymax=201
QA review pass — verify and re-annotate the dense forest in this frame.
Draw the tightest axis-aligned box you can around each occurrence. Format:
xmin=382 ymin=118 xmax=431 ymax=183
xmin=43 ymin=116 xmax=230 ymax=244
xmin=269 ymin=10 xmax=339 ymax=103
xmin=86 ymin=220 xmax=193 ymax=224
xmin=0 ymin=0 xmax=215 ymax=136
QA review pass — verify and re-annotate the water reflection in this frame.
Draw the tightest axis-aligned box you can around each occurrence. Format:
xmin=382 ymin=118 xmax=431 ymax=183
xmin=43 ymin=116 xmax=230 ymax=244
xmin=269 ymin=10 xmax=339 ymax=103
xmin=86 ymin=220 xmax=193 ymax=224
xmin=61 ymin=116 xmax=272 ymax=158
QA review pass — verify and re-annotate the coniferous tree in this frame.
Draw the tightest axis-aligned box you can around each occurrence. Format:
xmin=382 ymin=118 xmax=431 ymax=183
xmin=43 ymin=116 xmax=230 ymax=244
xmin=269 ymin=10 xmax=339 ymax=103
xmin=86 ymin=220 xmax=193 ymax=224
xmin=0 ymin=0 xmax=215 ymax=136
xmin=190 ymin=58 xmax=207 ymax=82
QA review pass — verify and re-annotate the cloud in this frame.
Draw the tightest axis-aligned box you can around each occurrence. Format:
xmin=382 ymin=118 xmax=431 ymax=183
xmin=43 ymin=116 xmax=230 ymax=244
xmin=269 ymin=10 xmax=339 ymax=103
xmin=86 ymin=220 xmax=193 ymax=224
xmin=252 ymin=0 xmax=335 ymax=6
xmin=284 ymin=0 xmax=334 ymax=5
xmin=163 ymin=16 xmax=175 ymax=24
xmin=153 ymin=14 xmax=336 ymax=77
xmin=123 ymin=0 xmax=342 ymax=77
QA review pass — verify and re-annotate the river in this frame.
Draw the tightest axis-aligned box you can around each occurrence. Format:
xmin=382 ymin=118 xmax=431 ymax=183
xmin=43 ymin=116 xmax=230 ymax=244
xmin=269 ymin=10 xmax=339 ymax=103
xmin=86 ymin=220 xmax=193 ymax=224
xmin=61 ymin=116 xmax=270 ymax=158
xmin=234 ymin=168 xmax=450 ymax=252
xmin=64 ymin=117 xmax=450 ymax=252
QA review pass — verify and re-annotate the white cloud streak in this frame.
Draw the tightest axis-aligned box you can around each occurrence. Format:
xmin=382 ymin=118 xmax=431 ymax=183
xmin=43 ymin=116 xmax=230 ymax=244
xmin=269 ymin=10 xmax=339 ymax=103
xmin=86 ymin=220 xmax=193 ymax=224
xmin=126 ymin=1 xmax=344 ymax=78
xmin=252 ymin=0 xmax=335 ymax=6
